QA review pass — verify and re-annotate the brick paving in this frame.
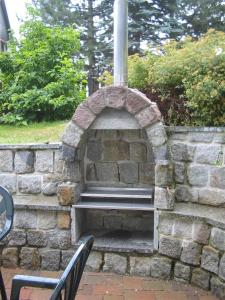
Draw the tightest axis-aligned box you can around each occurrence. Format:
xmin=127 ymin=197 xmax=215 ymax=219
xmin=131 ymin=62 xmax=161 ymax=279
xmin=1 ymin=267 xmax=219 ymax=300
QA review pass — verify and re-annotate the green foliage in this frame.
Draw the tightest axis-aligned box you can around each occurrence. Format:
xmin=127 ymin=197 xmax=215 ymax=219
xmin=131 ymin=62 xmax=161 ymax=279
xmin=0 ymin=16 xmax=86 ymax=124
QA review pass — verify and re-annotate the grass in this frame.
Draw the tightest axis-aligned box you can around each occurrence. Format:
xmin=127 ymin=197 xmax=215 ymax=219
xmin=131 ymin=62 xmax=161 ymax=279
xmin=0 ymin=121 xmax=68 ymax=144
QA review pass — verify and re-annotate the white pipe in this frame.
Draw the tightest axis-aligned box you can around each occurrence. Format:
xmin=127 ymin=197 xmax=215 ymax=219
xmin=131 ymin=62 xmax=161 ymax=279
xmin=113 ymin=0 xmax=128 ymax=86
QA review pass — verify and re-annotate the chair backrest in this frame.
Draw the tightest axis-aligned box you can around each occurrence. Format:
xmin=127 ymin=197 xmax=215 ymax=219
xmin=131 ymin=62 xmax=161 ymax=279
xmin=0 ymin=186 xmax=14 ymax=241
xmin=49 ymin=235 xmax=94 ymax=300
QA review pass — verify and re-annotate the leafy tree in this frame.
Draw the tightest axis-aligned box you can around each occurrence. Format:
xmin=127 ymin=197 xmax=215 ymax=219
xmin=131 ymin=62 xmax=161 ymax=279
xmin=0 ymin=15 xmax=86 ymax=124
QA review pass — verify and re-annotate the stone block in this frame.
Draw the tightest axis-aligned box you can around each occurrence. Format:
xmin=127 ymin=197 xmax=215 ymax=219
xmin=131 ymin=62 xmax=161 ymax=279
xmin=41 ymin=249 xmax=60 ymax=271
xmin=159 ymin=235 xmax=182 ymax=258
xmin=210 ymin=227 xmax=225 ymax=251
xmin=58 ymin=183 xmax=77 ymax=206
xmin=189 ymin=132 xmax=214 ymax=143
xmin=210 ymin=167 xmax=225 ymax=189
xmin=42 ymin=181 xmax=58 ymax=196
xmin=181 ymin=240 xmax=202 ymax=266
xmin=72 ymin=103 xmax=96 ymax=130
xmin=201 ymin=246 xmax=219 ymax=274
xmin=48 ymin=230 xmax=71 ymax=250
xmin=171 ymin=143 xmax=195 ymax=162
xmin=61 ymin=161 xmax=80 ymax=182
xmin=130 ymin=256 xmax=151 ymax=276
xmin=214 ymin=133 xmax=225 ymax=144
xmin=87 ymin=141 xmax=102 ymax=161
xmin=18 ymin=175 xmax=42 ymax=194
xmin=154 ymin=187 xmax=174 ymax=210
xmin=27 ymin=230 xmax=47 ymax=247
xmin=20 ymin=247 xmax=40 ymax=269
xmin=150 ymin=257 xmax=172 ymax=279
xmin=15 ymin=151 xmax=34 ymax=173
xmin=61 ymin=121 xmax=84 ymax=148
xmin=130 ymin=143 xmax=147 ymax=162
xmin=2 ymin=248 xmax=18 ymax=268
xmin=199 ymin=189 xmax=225 ymax=206
xmin=103 ymin=140 xmax=129 ymax=161
xmin=136 ymin=106 xmax=161 ymax=128
xmin=118 ymin=161 xmax=138 ymax=184
xmin=57 ymin=211 xmax=71 ymax=229
xmin=8 ymin=230 xmax=26 ymax=246
xmin=119 ymin=129 xmax=141 ymax=141
xmin=152 ymin=144 xmax=169 ymax=162
xmin=196 ymin=146 xmax=222 ymax=165
xmin=126 ymin=89 xmax=150 ymax=114
xmin=61 ymin=250 xmax=74 ymax=270
xmin=87 ymin=88 xmax=106 ymax=114
xmin=158 ymin=215 xmax=174 ymax=235
xmin=146 ymin=123 xmax=167 ymax=147
xmin=147 ymin=145 xmax=155 ymax=163
xmin=175 ymin=185 xmax=198 ymax=203
xmin=37 ymin=210 xmax=57 ymax=230
xmin=187 ymin=165 xmax=209 ymax=187
xmin=173 ymin=217 xmax=193 ymax=239
xmin=0 ymin=150 xmax=13 ymax=172
xmin=174 ymin=262 xmax=191 ymax=282
xmin=59 ymin=144 xmax=77 ymax=162
xmin=192 ymin=222 xmax=211 ymax=244
xmin=35 ymin=150 xmax=54 ymax=172
xmin=218 ymin=253 xmax=225 ymax=281
xmin=0 ymin=174 xmax=17 ymax=193
xmin=54 ymin=150 xmax=64 ymax=173
xmin=139 ymin=163 xmax=155 ymax=185
xmin=86 ymin=163 xmax=96 ymax=181
xmin=14 ymin=210 xmax=37 ymax=229
xmin=155 ymin=163 xmax=173 ymax=187
xmin=103 ymin=253 xmax=127 ymax=274
xmin=174 ymin=162 xmax=185 ymax=184
xmin=211 ymin=276 xmax=225 ymax=300
xmin=191 ymin=268 xmax=210 ymax=290
xmin=95 ymin=162 xmax=119 ymax=182
xmin=105 ymin=86 xmax=127 ymax=109
xmin=86 ymin=251 xmax=103 ymax=272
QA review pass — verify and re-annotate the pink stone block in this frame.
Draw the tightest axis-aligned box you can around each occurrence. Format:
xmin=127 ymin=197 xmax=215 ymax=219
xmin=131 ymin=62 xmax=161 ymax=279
xmin=126 ymin=89 xmax=151 ymax=114
xmin=106 ymin=86 xmax=127 ymax=109
xmin=87 ymin=88 xmax=106 ymax=115
xmin=136 ymin=105 xmax=162 ymax=128
xmin=72 ymin=103 xmax=96 ymax=129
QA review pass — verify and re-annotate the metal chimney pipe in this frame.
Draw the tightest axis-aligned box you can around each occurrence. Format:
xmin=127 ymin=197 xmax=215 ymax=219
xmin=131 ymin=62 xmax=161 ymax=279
xmin=113 ymin=0 xmax=128 ymax=86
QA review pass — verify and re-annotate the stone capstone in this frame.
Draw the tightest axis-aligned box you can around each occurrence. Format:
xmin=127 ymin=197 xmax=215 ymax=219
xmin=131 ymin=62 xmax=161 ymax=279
xmin=201 ymin=246 xmax=219 ymax=274
xmin=135 ymin=106 xmax=161 ymax=128
xmin=103 ymin=253 xmax=127 ymax=274
xmin=125 ymin=89 xmax=150 ymax=115
xmin=15 ymin=151 xmax=34 ymax=173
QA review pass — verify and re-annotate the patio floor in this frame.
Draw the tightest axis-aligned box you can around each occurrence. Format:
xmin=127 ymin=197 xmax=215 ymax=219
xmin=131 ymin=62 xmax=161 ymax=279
xmin=2 ymin=267 xmax=219 ymax=300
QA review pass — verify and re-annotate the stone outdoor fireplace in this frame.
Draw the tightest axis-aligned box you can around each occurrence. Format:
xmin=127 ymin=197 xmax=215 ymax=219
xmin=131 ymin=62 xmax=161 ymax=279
xmin=59 ymin=86 xmax=173 ymax=253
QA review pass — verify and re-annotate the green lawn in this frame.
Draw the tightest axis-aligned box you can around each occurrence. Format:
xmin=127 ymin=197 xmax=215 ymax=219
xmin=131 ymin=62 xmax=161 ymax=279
xmin=0 ymin=121 xmax=68 ymax=144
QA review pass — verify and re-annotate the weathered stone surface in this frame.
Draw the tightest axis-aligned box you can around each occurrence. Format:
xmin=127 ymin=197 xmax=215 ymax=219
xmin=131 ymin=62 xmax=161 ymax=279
xmin=139 ymin=163 xmax=155 ymax=185
xmin=54 ymin=150 xmax=64 ymax=173
xmin=61 ymin=161 xmax=80 ymax=182
xmin=86 ymin=163 xmax=96 ymax=181
xmin=155 ymin=163 xmax=172 ymax=187
xmin=0 ymin=174 xmax=17 ymax=193
xmin=126 ymin=89 xmax=150 ymax=114
xmin=123 ymin=215 xmax=153 ymax=231
xmin=37 ymin=211 xmax=56 ymax=230
xmin=211 ymin=276 xmax=225 ymax=300
xmin=218 ymin=253 xmax=225 ymax=281
xmin=42 ymin=181 xmax=58 ymax=196
xmin=130 ymin=256 xmax=151 ymax=276
xmin=150 ymin=257 xmax=172 ymax=279
xmin=192 ymin=222 xmax=211 ymax=244
xmin=189 ymin=132 xmax=214 ymax=143
xmin=61 ymin=121 xmax=84 ymax=148
xmin=159 ymin=235 xmax=182 ymax=258
xmin=95 ymin=162 xmax=119 ymax=182
xmin=59 ymin=144 xmax=77 ymax=162
xmin=152 ymin=144 xmax=169 ymax=162
xmin=48 ymin=230 xmax=71 ymax=250
xmin=158 ymin=215 xmax=174 ymax=235
xmin=8 ymin=230 xmax=26 ymax=246
xmin=181 ymin=240 xmax=202 ymax=265
xmin=171 ymin=143 xmax=195 ymax=162
xmin=61 ymin=250 xmax=74 ymax=270
xmin=119 ymin=129 xmax=141 ymax=140
xmin=15 ymin=151 xmax=34 ymax=173
xmin=35 ymin=150 xmax=54 ymax=172
xmin=58 ymin=183 xmax=77 ymax=206
xmin=18 ymin=175 xmax=42 ymax=194
xmin=14 ymin=210 xmax=37 ymax=229
xmin=2 ymin=248 xmax=18 ymax=268
xmin=103 ymin=140 xmax=129 ymax=161
xmin=210 ymin=167 xmax=225 ymax=189
xmin=72 ymin=103 xmax=96 ymax=130
xmin=87 ymin=141 xmax=102 ymax=161
xmin=154 ymin=187 xmax=174 ymax=210
xmin=196 ymin=146 xmax=222 ymax=165
xmin=147 ymin=145 xmax=155 ymax=163
xmin=0 ymin=150 xmax=13 ymax=172
xmin=174 ymin=162 xmax=185 ymax=184
xmin=214 ymin=133 xmax=225 ymax=144
xmin=146 ymin=123 xmax=167 ymax=147
xmin=57 ymin=211 xmax=71 ymax=229
xmin=119 ymin=162 xmax=138 ymax=184
xmin=86 ymin=251 xmax=103 ymax=272
xmin=41 ymin=249 xmax=60 ymax=271
xmin=20 ymin=247 xmax=40 ymax=269
xmin=199 ymin=189 xmax=225 ymax=206
xmin=136 ymin=106 xmax=161 ymax=128
xmin=105 ymin=86 xmax=127 ymax=109
xmin=87 ymin=88 xmax=106 ymax=114
xmin=27 ymin=230 xmax=47 ymax=247
xmin=201 ymin=246 xmax=219 ymax=274
xmin=187 ymin=165 xmax=208 ymax=186
xmin=86 ymin=210 xmax=104 ymax=229
xmin=173 ymin=217 xmax=193 ymax=239
xmin=210 ymin=227 xmax=225 ymax=251
xmin=174 ymin=262 xmax=191 ymax=282
xmin=104 ymin=215 xmax=122 ymax=230
xmin=191 ymin=268 xmax=210 ymax=290
xmin=175 ymin=185 xmax=198 ymax=203
xmin=130 ymin=143 xmax=147 ymax=162
xmin=103 ymin=253 xmax=127 ymax=274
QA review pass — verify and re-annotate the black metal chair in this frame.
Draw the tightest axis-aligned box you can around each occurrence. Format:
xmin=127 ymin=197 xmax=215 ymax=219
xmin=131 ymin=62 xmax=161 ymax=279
xmin=10 ymin=235 xmax=94 ymax=300
xmin=0 ymin=186 xmax=14 ymax=300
